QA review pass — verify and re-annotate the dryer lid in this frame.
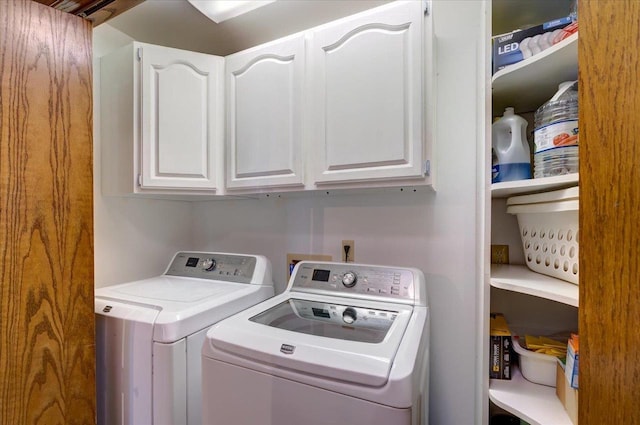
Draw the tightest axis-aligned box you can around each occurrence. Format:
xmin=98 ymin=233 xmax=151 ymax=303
xmin=110 ymin=276 xmax=239 ymax=303
xmin=95 ymin=276 xmax=274 ymax=343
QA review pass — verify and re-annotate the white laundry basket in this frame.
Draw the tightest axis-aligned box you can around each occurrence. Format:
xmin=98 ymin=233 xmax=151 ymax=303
xmin=507 ymin=187 xmax=579 ymax=284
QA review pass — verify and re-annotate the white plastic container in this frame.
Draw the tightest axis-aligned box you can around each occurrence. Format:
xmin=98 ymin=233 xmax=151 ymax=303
xmin=492 ymin=107 xmax=532 ymax=183
xmin=513 ymin=336 xmax=558 ymax=387
xmin=507 ymin=186 xmax=579 ymax=284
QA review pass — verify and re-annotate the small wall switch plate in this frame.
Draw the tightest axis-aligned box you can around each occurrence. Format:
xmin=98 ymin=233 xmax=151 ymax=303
xmin=342 ymin=240 xmax=355 ymax=263
xmin=287 ymin=253 xmax=332 ymax=277
xmin=491 ymin=245 xmax=510 ymax=264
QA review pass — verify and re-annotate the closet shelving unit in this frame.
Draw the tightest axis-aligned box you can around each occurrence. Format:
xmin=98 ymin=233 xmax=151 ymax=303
xmin=488 ymin=31 xmax=578 ymax=425
xmin=492 ymin=33 xmax=578 ymax=116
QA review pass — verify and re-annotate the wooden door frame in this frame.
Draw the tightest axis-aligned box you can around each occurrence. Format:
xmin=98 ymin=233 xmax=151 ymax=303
xmin=579 ymin=1 xmax=640 ymax=423
xmin=0 ymin=1 xmax=95 ymax=423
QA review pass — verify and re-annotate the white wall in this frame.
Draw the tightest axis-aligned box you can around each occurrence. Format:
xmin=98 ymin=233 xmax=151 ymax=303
xmin=191 ymin=2 xmax=488 ymax=423
xmin=93 ymin=1 xmax=488 ymax=422
xmin=93 ymin=25 xmax=195 ymax=287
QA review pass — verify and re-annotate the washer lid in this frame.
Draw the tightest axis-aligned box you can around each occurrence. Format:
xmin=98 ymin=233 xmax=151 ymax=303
xmin=249 ymin=298 xmax=397 ymax=343
xmin=205 ymin=293 xmax=414 ymax=387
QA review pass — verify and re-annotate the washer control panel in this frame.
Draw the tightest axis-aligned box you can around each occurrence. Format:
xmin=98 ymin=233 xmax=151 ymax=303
xmin=291 ymin=299 xmax=396 ymax=328
xmin=291 ymin=262 xmax=416 ymax=302
xmin=165 ymin=252 xmax=257 ymax=283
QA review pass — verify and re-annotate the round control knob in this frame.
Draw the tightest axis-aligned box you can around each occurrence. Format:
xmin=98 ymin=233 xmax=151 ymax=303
xmin=342 ymin=307 xmax=357 ymax=324
xmin=201 ymin=258 xmax=216 ymax=272
xmin=341 ymin=271 xmax=357 ymax=288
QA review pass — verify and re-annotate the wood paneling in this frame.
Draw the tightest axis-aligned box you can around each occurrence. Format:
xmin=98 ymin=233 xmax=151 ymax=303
xmin=0 ymin=1 xmax=95 ymax=424
xmin=579 ymin=0 xmax=640 ymax=423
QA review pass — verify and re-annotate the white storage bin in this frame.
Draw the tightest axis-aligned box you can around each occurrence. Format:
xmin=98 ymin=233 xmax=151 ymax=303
xmin=507 ymin=186 xmax=579 ymax=284
xmin=512 ymin=335 xmax=557 ymax=387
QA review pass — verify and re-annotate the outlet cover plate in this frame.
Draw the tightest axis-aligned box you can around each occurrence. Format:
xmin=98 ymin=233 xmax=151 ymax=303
xmin=491 ymin=245 xmax=510 ymax=264
xmin=342 ymin=240 xmax=355 ymax=263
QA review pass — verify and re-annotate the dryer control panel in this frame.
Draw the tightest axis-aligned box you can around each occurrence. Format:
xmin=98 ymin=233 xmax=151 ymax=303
xmin=165 ymin=252 xmax=257 ymax=283
xmin=290 ymin=261 xmax=423 ymax=305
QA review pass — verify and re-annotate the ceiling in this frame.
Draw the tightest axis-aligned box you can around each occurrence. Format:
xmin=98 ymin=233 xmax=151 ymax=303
xmin=40 ymin=0 xmax=575 ymax=47
xmin=102 ymin=0 xmax=391 ymax=56
xmin=36 ymin=0 xmax=144 ymax=26
xmin=36 ymin=0 xmax=100 ymax=14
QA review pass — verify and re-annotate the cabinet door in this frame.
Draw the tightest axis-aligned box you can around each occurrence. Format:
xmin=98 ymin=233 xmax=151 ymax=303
xmin=310 ymin=0 xmax=425 ymax=184
xmin=139 ymin=44 xmax=223 ymax=190
xmin=225 ymin=34 xmax=305 ymax=190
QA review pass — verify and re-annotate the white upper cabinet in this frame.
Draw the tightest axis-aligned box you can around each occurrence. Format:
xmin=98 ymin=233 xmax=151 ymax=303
xmin=140 ymin=44 xmax=223 ymax=190
xmin=309 ymin=0 xmax=427 ymax=185
xmin=100 ymin=1 xmax=433 ymax=198
xmin=101 ymin=42 xmax=224 ymax=196
xmin=225 ymin=34 xmax=305 ymax=190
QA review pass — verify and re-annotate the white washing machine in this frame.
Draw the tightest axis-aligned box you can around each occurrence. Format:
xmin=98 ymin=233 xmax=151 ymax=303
xmin=95 ymin=251 xmax=273 ymax=425
xmin=202 ymin=261 xmax=430 ymax=425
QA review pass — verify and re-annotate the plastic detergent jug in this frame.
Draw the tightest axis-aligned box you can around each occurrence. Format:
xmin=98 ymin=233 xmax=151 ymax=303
xmin=492 ymin=107 xmax=531 ymax=183
xmin=533 ymin=81 xmax=579 ymax=178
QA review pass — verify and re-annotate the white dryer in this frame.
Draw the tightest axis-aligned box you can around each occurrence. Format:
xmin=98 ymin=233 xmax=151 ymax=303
xmin=95 ymin=251 xmax=273 ymax=425
xmin=202 ymin=261 xmax=430 ymax=425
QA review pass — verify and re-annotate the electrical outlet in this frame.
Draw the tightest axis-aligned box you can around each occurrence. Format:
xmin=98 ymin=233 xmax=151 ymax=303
xmin=342 ymin=240 xmax=355 ymax=263
xmin=491 ymin=245 xmax=510 ymax=264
